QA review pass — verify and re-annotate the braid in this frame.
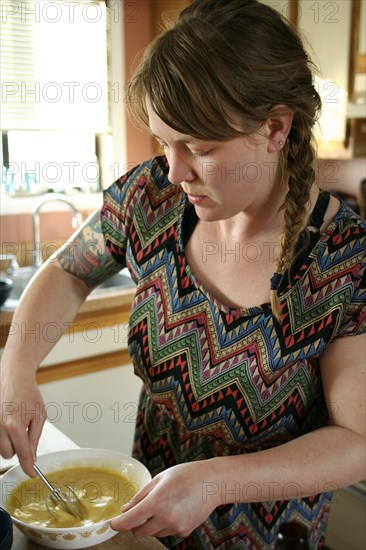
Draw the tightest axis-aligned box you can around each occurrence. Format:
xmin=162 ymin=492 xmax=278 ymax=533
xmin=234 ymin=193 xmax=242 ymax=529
xmin=270 ymin=118 xmax=317 ymax=319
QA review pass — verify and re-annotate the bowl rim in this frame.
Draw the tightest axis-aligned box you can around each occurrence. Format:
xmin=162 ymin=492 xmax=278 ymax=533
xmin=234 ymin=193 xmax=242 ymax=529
xmin=1 ymin=447 xmax=151 ymax=533
xmin=0 ymin=277 xmax=13 ymax=287
xmin=0 ymin=506 xmax=13 ymax=541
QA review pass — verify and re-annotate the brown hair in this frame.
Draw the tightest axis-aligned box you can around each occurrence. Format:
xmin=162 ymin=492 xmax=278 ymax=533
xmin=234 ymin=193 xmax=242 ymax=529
xmin=127 ymin=0 xmax=322 ymax=319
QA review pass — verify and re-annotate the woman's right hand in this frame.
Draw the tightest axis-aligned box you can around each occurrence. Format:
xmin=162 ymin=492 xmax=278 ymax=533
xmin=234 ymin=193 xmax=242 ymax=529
xmin=0 ymin=369 xmax=46 ymax=477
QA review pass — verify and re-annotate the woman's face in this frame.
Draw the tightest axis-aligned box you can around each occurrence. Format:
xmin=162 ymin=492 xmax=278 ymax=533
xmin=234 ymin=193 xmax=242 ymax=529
xmin=147 ymin=102 xmax=282 ymax=224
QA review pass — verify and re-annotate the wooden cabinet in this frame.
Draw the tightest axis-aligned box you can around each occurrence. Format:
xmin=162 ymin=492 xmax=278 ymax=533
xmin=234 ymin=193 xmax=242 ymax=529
xmin=1 ymin=289 xmax=135 ymax=381
xmin=347 ymin=0 xmax=366 ymax=157
xmin=265 ymin=0 xmax=365 ymax=158
xmin=298 ymin=0 xmax=352 ymax=157
xmin=151 ymin=0 xmax=191 ymax=36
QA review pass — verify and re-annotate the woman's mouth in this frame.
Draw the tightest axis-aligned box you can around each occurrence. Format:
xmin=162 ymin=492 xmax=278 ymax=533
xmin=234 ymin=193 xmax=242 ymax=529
xmin=187 ymin=193 xmax=207 ymax=205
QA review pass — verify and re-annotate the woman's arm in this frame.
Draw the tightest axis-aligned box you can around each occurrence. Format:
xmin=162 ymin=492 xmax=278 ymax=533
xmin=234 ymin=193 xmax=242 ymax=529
xmin=0 ymin=209 xmax=122 ymax=476
xmin=111 ymin=333 xmax=365 ymax=539
xmin=213 ymin=333 xmax=366 ymax=501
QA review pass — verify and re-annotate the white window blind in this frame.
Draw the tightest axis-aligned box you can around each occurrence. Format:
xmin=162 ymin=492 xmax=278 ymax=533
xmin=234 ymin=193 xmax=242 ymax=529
xmin=1 ymin=0 xmax=110 ymax=132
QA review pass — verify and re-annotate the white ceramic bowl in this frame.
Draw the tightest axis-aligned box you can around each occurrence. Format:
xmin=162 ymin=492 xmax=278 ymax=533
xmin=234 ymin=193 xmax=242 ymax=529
xmin=0 ymin=448 xmax=151 ymax=549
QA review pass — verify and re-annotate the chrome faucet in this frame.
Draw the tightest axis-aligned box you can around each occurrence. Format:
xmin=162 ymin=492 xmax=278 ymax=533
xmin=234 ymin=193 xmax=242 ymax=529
xmin=32 ymin=193 xmax=83 ymax=268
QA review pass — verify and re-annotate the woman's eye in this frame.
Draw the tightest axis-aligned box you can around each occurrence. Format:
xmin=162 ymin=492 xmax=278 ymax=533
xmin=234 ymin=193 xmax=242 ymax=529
xmin=191 ymin=150 xmax=210 ymax=159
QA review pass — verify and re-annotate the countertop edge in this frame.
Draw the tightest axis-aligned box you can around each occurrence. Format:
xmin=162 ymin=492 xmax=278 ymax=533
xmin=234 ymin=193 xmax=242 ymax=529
xmin=0 ymin=288 xmax=135 ymax=326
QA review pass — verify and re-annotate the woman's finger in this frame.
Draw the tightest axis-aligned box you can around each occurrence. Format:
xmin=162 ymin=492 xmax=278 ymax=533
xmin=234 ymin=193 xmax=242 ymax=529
xmin=0 ymin=429 xmax=15 ymax=459
xmin=10 ymin=426 xmax=36 ymax=477
xmin=3 ymin=411 xmax=37 ymax=476
xmin=111 ymin=502 xmax=153 ymax=532
xmin=121 ymin=478 xmax=157 ymax=512
xmin=152 ymin=528 xmax=176 ymax=538
xmin=131 ymin=517 xmax=167 ymax=538
xmin=28 ymin=414 xmax=46 ymax=462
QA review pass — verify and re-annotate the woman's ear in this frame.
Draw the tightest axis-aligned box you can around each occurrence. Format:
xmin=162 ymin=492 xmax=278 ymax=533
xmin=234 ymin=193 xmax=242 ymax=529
xmin=266 ymin=105 xmax=294 ymax=153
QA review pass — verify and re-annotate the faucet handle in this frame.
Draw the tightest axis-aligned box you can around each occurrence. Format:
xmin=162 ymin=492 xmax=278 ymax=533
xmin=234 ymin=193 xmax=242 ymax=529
xmin=72 ymin=212 xmax=84 ymax=229
xmin=0 ymin=254 xmax=20 ymax=275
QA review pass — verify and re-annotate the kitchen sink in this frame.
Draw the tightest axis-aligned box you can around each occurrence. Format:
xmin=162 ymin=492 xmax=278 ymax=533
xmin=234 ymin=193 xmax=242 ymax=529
xmin=7 ymin=267 xmax=135 ymax=303
xmin=91 ymin=270 xmax=136 ymax=293
xmin=9 ymin=267 xmax=38 ymax=301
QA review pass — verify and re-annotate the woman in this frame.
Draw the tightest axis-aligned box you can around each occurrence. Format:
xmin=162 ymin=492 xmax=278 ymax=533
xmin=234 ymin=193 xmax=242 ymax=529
xmin=1 ymin=1 xmax=365 ymax=548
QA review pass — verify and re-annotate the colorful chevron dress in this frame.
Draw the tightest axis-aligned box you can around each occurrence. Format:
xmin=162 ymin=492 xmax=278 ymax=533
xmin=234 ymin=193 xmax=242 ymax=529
xmin=101 ymin=156 xmax=366 ymax=550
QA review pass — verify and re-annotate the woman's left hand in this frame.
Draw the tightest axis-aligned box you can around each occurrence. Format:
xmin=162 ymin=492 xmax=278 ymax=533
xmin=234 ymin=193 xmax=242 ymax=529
xmin=110 ymin=460 xmax=221 ymax=538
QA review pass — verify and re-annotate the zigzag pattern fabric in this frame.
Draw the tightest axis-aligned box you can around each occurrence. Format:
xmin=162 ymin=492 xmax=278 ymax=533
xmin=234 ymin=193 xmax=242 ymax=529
xmin=101 ymin=157 xmax=366 ymax=550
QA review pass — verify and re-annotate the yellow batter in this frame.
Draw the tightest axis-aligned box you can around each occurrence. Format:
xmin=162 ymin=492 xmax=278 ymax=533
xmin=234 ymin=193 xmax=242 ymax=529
xmin=8 ymin=466 xmax=138 ymax=528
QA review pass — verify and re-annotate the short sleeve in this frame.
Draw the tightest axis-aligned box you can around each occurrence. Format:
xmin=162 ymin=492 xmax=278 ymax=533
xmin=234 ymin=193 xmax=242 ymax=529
xmin=100 ymin=163 xmax=143 ymax=265
xmin=334 ymin=254 xmax=366 ymax=339
xmin=329 ymin=206 xmax=366 ymax=340
xmin=287 ymin=207 xmax=366 ymax=345
xmin=100 ymin=156 xmax=174 ymax=270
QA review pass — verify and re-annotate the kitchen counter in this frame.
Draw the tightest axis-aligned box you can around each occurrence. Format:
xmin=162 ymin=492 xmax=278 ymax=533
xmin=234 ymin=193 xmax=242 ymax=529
xmin=0 ymin=282 xmax=136 ymax=382
xmin=12 ymin=528 xmax=168 ymax=550
xmin=1 ymin=422 xmax=167 ymax=550
xmin=0 ymin=282 xmax=136 ymax=326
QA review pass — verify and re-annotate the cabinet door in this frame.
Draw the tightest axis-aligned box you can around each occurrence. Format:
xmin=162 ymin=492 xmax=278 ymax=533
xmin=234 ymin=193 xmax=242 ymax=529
xmin=262 ymin=0 xmax=352 ymax=157
xmin=298 ymin=0 xmax=352 ymax=157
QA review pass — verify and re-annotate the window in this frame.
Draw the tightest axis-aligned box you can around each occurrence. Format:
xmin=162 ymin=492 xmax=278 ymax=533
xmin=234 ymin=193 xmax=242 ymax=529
xmin=1 ymin=0 xmax=112 ymax=195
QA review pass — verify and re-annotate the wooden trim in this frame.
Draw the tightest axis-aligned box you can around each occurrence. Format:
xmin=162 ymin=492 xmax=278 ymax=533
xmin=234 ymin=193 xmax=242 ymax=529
xmin=36 ymin=348 xmax=132 ymax=384
xmin=348 ymin=0 xmax=361 ymax=101
xmin=289 ymin=0 xmax=298 ymax=27
xmin=355 ymin=53 xmax=366 ymax=74
xmin=0 ymin=324 xmax=10 ymax=348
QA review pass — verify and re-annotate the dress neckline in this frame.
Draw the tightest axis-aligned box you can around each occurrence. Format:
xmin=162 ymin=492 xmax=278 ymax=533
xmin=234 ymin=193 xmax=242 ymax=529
xmin=177 ymin=190 xmax=342 ymax=317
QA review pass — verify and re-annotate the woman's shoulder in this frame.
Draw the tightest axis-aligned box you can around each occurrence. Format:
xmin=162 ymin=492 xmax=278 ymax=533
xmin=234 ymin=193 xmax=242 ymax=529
xmin=281 ymin=195 xmax=366 ymax=345
xmin=286 ymin=193 xmax=366 ymax=296
xmin=104 ymin=155 xmax=174 ymax=200
xmin=101 ymin=155 xmax=184 ymax=239
xmin=321 ymin=193 xmax=366 ymax=251
xmin=304 ymin=193 xmax=366 ymax=304
xmin=312 ymin=190 xmax=366 ymax=236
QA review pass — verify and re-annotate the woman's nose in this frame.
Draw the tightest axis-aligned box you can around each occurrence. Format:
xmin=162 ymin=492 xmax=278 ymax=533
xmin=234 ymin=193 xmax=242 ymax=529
xmin=167 ymin=151 xmax=195 ymax=185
